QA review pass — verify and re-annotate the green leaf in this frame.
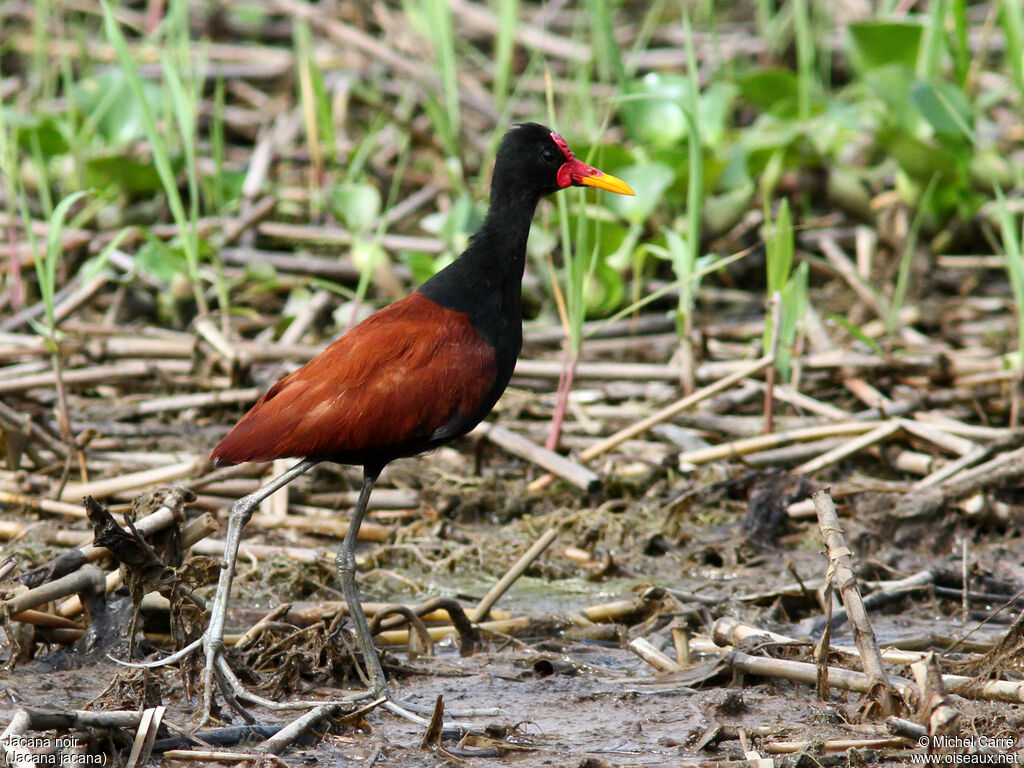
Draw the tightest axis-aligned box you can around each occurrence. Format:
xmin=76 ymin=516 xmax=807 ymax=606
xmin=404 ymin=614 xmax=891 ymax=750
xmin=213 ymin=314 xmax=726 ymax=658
xmin=776 ymin=260 xmax=809 ymax=379
xmin=206 ymin=169 xmax=246 ymax=207
xmin=71 ymin=68 xmax=161 ymax=147
xmin=100 ymin=0 xmax=201 ymax=293
xmin=848 ymin=21 xmax=924 ymax=71
xmin=402 ymin=250 xmax=444 ymax=284
xmin=880 ymin=127 xmax=959 ymax=181
xmin=421 ymin=193 xmax=482 ymax=253
xmin=736 ymin=68 xmax=800 ymax=114
xmin=704 ymin=182 xmax=755 ymax=236
xmin=350 ymin=239 xmax=387 ymax=273
xmin=86 ymin=153 xmax=168 ymax=194
xmin=698 ymin=82 xmax=738 ymax=147
xmin=910 ymin=79 xmax=974 ymax=139
xmin=583 ymin=260 xmax=624 ymax=316
xmin=8 ymin=112 xmax=69 ymax=156
xmin=328 ymin=182 xmax=382 ymax=232
xmin=135 ymin=238 xmax=191 ymax=285
xmin=621 ymin=73 xmax=688 ymax=148
xmin=605 ymin=163 xmax=674 ymax=226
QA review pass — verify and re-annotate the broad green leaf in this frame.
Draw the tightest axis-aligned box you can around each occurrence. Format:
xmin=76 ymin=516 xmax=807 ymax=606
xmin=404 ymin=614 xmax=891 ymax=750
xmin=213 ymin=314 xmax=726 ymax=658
xmin=421 ymin=193 xmax=483 ymax=254
xmin=71 ymin=68 xmax=161 ymax=146
xmin=736 ymin=68 xmax=800 ymax=113
xmin=583 ymin=260 xmax=625 ymax=316
xmin=704 ymin=182 xmax=755 ymax=237
xmin=402 ymin=250 xmax=445 ymax=284
xmin=880 ymin=128 xmax=958 ymax=181
xmin=86 ymin=154 xmax=168 ymax=194
xmin=848 ymin=21 xmax=923 ymax=71
xmin=698 ymin=82 xmax=738 ymax=147
xmin=605 ymin=163 xmax=674 ymax=226
xmin=329 ymin=182 xmax=382 ymax=232
xmin=7 ymin=112 xmax=69 ymax=156
xmin=350 ymin=239 xmax=387 ymax=272
xmin=910 ymin=80 xmax=974 ymax=139
xmin=135 ymin=239 xmax=190 ymax=284
xmin=621 ymin=72 xmax=689 ymax=148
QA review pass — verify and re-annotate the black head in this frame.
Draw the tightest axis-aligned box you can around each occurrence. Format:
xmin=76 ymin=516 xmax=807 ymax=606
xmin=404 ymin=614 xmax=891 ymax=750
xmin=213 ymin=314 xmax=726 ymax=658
xmin=490 ymin=122 xmax=634 ymax=202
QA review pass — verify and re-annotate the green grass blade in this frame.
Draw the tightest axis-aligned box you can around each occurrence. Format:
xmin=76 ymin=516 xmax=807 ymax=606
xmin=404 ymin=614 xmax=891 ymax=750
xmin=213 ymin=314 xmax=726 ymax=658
xmin=1001 ymin=0 xmax=1024 ymax=93
xmin=99 ymin=0 xmax=205 ymax=311
xmin=791 ymin=0 xmax=813 ymax=121
xmin=586 ymin=0 xmax=625 ymax=85
xmin=920 ymin=0 xmax=946 ymax=79
xmin=765 ymin=198 xmax=793 ymax=295
xmin=492 ymin=0 xmax=519 ymax=112
xmin=888 ymin=173 xmax=939 ymax=333
xmin=995 ymin=186 xmax=1024 ymax=362
xmin=678 ymin=12 xmax=704 ymax=338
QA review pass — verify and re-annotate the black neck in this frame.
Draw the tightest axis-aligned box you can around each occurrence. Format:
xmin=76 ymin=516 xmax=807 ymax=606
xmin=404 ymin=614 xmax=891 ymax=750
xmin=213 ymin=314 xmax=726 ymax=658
xmin=418 ymin=189 xmax=540 ymax=336
xmin=416 ymin=187 xmax=542 ymax=404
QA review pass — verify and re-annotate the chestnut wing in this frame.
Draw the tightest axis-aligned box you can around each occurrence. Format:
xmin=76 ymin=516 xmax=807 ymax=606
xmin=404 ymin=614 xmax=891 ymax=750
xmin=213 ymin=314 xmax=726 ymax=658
xmin=212 ymin=293 xmax=497 ymax=465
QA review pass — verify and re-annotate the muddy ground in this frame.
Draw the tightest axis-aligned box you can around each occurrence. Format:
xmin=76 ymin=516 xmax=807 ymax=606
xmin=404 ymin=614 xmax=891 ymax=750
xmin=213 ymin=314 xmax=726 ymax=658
xmin=4 ymin=439 xmax=1024 ymax=766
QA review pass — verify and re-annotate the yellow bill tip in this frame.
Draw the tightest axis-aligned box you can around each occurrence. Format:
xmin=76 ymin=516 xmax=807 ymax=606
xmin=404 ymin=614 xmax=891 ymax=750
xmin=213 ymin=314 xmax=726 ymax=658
xmin=579 ymin=172 xmax=635 ymax=196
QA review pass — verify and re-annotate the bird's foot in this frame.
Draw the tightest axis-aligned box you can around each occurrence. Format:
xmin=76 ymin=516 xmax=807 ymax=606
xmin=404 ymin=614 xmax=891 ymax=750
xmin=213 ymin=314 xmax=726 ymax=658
xmin=364 ymin=678 xmax=501 ymax=729
xmin=108 ymin=634 xmax=204 ymax=669
xmin=204 ymin=652 xmax=373 ymax=725
xmin=110 ymin=632 xmax=498 ymax=731
xmin=111 ymin=630 xmax=373 ymax=726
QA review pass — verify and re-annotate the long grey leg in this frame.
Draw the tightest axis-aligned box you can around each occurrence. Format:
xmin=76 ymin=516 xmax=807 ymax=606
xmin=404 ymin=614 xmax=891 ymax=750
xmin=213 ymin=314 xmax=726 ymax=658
xmin=335 ymin=469 xmax=503 ymax=724
xmin=336 ymin=468 xmax=388 ymax=694
xmin=199 ymin=458 xmax=318 ymax=724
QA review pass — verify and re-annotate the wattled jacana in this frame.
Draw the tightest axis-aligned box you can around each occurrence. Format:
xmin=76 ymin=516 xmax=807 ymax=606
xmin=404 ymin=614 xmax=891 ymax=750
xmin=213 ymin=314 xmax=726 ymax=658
xmin=144 ymin=123 xmax=633 ymax=722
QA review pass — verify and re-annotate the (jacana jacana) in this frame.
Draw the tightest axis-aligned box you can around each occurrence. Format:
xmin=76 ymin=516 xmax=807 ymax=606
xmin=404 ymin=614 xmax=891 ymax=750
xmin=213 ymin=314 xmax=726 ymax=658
xmin=140 ymin=122 xmax=633 ymax=723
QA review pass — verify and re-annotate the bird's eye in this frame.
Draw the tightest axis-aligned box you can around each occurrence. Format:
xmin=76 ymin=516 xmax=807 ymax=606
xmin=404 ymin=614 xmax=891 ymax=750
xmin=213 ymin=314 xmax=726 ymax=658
xmin=542 ymin=147 xmax=560 ymax=164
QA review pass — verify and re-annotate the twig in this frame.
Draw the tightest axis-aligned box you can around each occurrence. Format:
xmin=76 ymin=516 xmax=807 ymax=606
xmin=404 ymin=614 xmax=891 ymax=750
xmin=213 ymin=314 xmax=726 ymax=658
xmin=4 ymin=565 xmax=106 ymax=617
xmin=678 ymin=420 xmax=887 ymax=467
xmin=528 ymin=355 xmax=775 ymax=491
xmin=125 ymin=706 xmax=165 ymax=768
xmin=0 ymin=491 xmax=86 ymax=519
xmin=629 ymin=637 xmax=683 ymax=673
xmin=812 ymin=488 xmax=896 ymax=716
xmin=729 ymin=649 xmax=915 ymax=699
xmin=58 ymin=458 xmax=205 ymax=501
xmin=764 ymin=737 xmax=908 ymax=754
xmin=259 ymin=702 xmax=344 ymax=755
xmin=910 ymin=652 xmax=960 ymax=736
xmin=162 ymin=749 xmax=264 ymax=762
xmin=0 ymin=360 xmax=192 ymax=394
xmin=374 ymin=616 xmax=530 ymax=647
xmin=469 ymin=528 xmax=557 ymax=623
xmin=473 ymin=423 xmax=600 ymax=492
xmin=793 ymin=420 xmax=901 ymax=475
xmin=803 ymin=570 xmax=936 ymax=635
xmin=1 ymin=710 xmax=35 ymax=768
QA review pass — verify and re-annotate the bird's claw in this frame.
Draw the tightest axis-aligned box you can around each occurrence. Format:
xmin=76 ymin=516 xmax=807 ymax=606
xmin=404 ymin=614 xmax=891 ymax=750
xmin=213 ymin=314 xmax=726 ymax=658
xmin=107 ymin=635 xmax=204 ymax=669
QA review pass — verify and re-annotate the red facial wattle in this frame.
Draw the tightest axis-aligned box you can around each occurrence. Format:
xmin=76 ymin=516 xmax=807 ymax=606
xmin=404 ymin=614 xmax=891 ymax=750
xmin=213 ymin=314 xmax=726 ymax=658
xmin=550 ymin=131 xmax=635 ymax=196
